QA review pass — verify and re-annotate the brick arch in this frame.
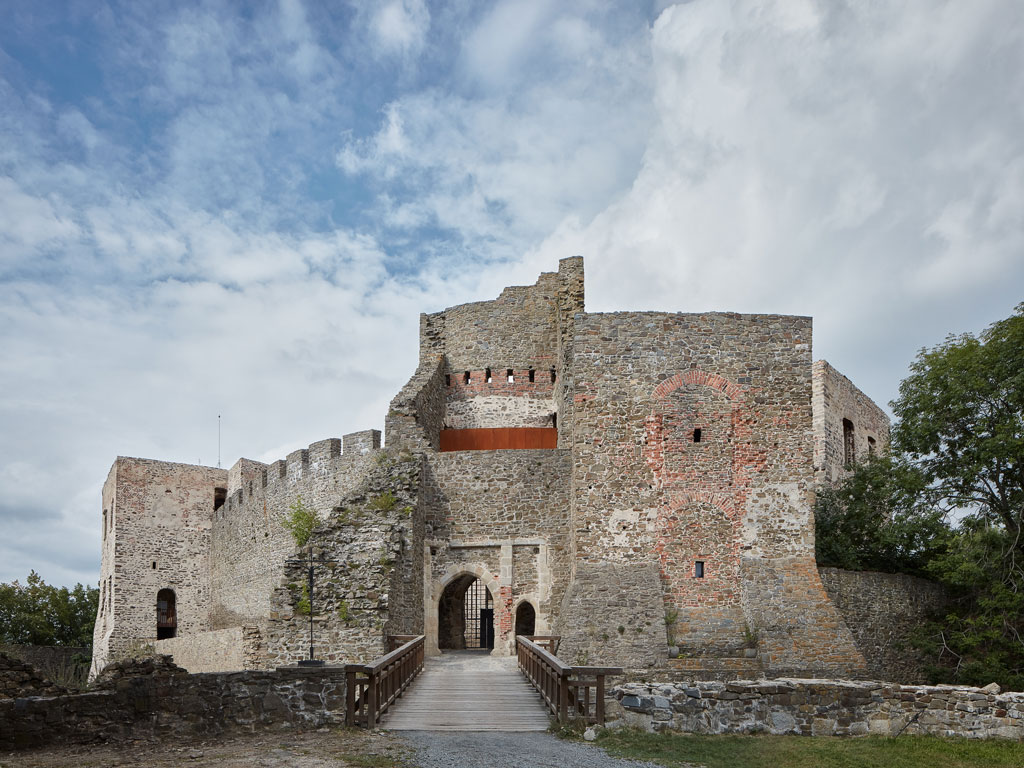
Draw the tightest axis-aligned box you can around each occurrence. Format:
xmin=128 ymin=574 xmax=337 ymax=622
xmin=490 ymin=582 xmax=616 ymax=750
xmin=652 ymin=369 xmax=746 ymax=402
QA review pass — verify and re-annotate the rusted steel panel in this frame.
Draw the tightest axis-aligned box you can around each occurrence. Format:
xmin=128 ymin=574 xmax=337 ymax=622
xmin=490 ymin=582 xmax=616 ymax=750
xmin=439 ymin=428 xmax=557 ymax=452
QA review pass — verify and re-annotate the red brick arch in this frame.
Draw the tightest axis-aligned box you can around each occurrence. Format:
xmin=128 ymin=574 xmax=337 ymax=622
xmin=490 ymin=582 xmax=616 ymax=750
xmin=652 ymin=369 xmax=746 ymax=402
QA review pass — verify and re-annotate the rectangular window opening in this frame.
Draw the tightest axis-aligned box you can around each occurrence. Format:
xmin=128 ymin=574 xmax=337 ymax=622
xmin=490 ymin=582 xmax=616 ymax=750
xmin=693 ymin=428 xmax=702 ymax=443
xmin=152 ymin=562 xmax=157 ymax=570
xmin=445 ymin=374 xmax=451 ymax=386
xmin=486 ymin=367 xmax=492 ymax=383
xmin=528 ymin=368 xmax=535 ymax=383
xmin=507 ymin=369 xmax=514 ymax=383
xmin=842 ymin=418 xmax=855 ymax=466
xmin=214 ymin=487 xmax=227 ymax=511
xmin=463 ymin=371 xmax=471 ymax=385
xmin=694 ymin=561 xmax=705 ymax=578
xmin=551 ymin=368 xmax=557 ymax=383
xmin=867 ymin=436 xmax=877 ymax=456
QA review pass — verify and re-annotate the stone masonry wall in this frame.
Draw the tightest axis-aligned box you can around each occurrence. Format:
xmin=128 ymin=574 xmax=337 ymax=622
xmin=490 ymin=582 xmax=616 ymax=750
xmin=263 ymin=453 xmax=424 ymax=667
xmin=819 ymin=567 xmax=949 ymax=684
xmin=0 ymin=666 xmax=347 ymax=750
xmin=385 ymin=354 xmax=446 ymax=452
xmin=420 ymin=450 xmax=571 ymax=655
xmin=813 ymin=360 xmax=891 ymax=485
xmin=208 ymin=435 xmax=378 ymax=632
xmin=442 ymin=368 xmax=556 ymax=429
xmin=557 ymin=562 xmax=668 ymax=671
xmin=568 ymin=312 xmax=865 ymax=677
xmin=91 ymin=458 xmax=227 ymax=679
xmin=153 ymin=626 xmax=263 ymax=673
xmin=610 ymin=678 xmax=1024 ymax=740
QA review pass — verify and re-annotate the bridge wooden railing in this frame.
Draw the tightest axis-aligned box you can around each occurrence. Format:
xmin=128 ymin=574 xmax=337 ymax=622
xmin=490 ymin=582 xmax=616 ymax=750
xmin=516 ymin=635 xmax=622 ymax=725
xmin=345 ymin=635 xmax=424 ymax=728
xmin=524 ymin=635 xmax=561 ymax=655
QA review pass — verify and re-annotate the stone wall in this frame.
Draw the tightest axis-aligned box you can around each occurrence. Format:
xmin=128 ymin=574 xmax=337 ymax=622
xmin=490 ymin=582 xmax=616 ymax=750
xmin=568 ymin=311 xmax=865 ymax=677
xmin=208 ymin=434 xmax=378 ymax=632
xmin=0 ymin=666 xmax=346 ymax=750
xmin=0 ymin=653 xmax=67 ymax=698
xmin=812 ymin=360 xmax=891 ymax=485
xmin=91 ymin=458 xmax=227 ymax=679
xmin=153 ymin=626 xmax=263 ymax=673
xmin=442 ymin=368 xmax=556 ymax=429
xmin=262 ymin=453 xmax=424 ymax=667
xmin=420 ymin=450 xmax=571 ymax=654
xmin=610 ymin=678 xmax=1024 ymax=740
xmin=556 ymin=562 xmax=668 ymax=671
xmin=819 ymin=567 xmax=948 ymax=683
xmin=385 ymin=354 xmax=447 ymax=452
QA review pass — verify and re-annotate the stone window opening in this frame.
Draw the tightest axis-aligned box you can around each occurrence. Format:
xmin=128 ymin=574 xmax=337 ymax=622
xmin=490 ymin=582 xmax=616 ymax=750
xmin=507 ymin=369 xmax=514 ymax=383
xmin=463 ymin=371 xmax=471 ymax=385
xmin=214 ymin=487 xmax=227 ymax=512
xmin=528 ymin=368 xmax=535 ymax=383
xmin=550 ymin=368 xmax=556 ymax=383
xmin=694 ymin=561 xmax=705 ymax=578
xmin=103 ymin=509 xmax=107 ymax=539
xmin=551 ymin=412 xmax=557 ymax=430
xmin=515 ymin=601 xmax=536 ymax=637
xmin=486 ymin=368 xmax=492 ymax=383
xmin=842 ymin=418 xmax=856 ymax=466
xmin=445 ymin=373 xmax=451 ymax=386
xmin=152 ymin=561 xmax=157 ymax=570
xmin=693 ymin=428 xmax=702 ymax=443
xmin=867 ymin=436 xmax=877 ymax=456
xmin=156 ymin=588 xmax=177 ymax=640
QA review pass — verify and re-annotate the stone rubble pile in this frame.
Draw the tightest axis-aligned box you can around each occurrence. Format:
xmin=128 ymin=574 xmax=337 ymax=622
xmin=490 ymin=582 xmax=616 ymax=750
xmin=0 ymin=652 xmax=67 ymax=699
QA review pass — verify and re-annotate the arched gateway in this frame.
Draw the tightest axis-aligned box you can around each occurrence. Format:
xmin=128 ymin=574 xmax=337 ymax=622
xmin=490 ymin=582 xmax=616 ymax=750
xmin=438 ymin=575 xmax=494 ymax=650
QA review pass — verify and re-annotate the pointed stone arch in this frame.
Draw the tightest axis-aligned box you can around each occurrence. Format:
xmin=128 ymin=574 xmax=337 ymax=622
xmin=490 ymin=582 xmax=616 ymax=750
xmin=427 ymin=564 xmax=501 ymax=656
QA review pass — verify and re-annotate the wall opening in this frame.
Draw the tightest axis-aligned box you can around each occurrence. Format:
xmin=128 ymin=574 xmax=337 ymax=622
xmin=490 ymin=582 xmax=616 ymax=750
xmin=507 ymin=369 xmax=514 ymax=383
xmin=528 ymin=368 xmax=535 ymax=383
xmin=842 ymin=418 xmax=856 ymax=466
xmin=694 ymin=561 xmax=705 ymax=578
xmin=514 ymin=601 xmax=536 ymax=637
xmin=156 ymin=588 xmax=177 ymax=639
xmin=438 ymin=575 xmax=493 ymax=650
xmin=693 ymin=428 xmax=702 ymax=443
xmin=867 ymin=436 xmax=877 ymax=456
xmin=550 ymin=368 xmax=556 ymax=383
xmin=213 ymin=487 xmax=227 ymax=511
xmin=463 ymin=371 xmax=471 ymax=385
xmin=445 ymin=373 xmax=451 ymax=387
xmin=486 ymin=367 xmax=492 ymax=383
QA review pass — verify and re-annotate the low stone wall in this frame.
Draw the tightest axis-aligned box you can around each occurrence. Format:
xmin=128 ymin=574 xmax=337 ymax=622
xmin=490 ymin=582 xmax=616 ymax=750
xmin=0 ymin=666 xmax=346 ymax=750
xmin=609 ymin=679 xmax=1024 ymax=740
xmin=818 ymin=567 xmax=948 ymax=683
xmin=153 ymin=626 xmax=262 ymax=673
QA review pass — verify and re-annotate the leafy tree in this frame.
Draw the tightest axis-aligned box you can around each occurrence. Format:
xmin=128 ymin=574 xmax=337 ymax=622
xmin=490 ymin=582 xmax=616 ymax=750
xmin=0 ymin=571 xmax=99 ymax=647
xmin=815 ymin=454 xmax=948 ymax=576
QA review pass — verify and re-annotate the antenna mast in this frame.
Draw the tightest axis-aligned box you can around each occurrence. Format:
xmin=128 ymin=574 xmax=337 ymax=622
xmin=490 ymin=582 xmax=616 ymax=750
xmin=218 ymin=414 xmax=221 ymax=468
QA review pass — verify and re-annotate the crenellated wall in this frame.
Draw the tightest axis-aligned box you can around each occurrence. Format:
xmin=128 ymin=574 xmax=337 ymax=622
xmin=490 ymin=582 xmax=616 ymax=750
xmin=208 ymin=433 xmax=380 ymax=630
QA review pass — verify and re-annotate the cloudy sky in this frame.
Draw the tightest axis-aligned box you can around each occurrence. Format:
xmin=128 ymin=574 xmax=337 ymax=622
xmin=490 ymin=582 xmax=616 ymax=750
xmin=2 ymin=0 xmax=1022 ymax=588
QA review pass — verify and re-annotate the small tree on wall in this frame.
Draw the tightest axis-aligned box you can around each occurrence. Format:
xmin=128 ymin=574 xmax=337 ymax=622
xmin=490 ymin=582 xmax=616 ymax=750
xmin=281 ymin=495 xmax=317 ymax=549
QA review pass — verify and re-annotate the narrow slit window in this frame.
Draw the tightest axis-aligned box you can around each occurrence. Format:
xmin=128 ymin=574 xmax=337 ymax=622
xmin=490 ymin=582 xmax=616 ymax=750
xmin=867 ymin=436 xmax=877 ymax=456
xmin=693 ymin=428 xmax=702 ymax=443
xmin=842 ymin=418 xmax=855 ymax=466
xmin=486 ymin=368 xmax=492 ymax=383
xmin=694 ymin=561 xmax=705 ymax=578
xmin=445 ymin=374 xmax=451 ymax=387
xmin=507 ymin=369 xmax=514 ymax=383
xmin=103 ymin=510 xmax=107 ymax=539
xmin=152 ymin=562 xmax=157 ymax=570
xmin=550 ymin=368 xmax=556 ymax=383
xmin=528 ymin=369 xmax=535 ymax=383
xmin=552 ymin=413 xmax=558 ymax=430
xmin=463 ymin=371 xmax=470 ymax=385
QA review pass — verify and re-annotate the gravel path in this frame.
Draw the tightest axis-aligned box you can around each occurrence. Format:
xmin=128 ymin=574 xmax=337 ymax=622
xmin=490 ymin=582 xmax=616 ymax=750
xmin=399 ymin=730 xmax=667 ymax=768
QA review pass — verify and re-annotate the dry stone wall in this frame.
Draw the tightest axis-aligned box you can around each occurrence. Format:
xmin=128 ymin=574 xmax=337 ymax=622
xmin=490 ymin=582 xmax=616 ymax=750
xmin=812 ymin=360 xmax=891 ymax=485
xmin=819 ymin=567 xmax=948 ymax=683
xmin=610 ymin=678 xmax=1024 ymax=740
xmin=0 ymin=666 xmax=347 ymax=750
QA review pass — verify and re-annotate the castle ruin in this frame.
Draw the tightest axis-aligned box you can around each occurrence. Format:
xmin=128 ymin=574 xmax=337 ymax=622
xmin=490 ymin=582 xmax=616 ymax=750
xmin=91 ymin=257 xmax=895 ymax=680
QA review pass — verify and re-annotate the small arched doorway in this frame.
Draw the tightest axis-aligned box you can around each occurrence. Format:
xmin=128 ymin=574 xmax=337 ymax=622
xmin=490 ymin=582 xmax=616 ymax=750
xmin=156 ymin=588 xmax=177 ymax=639
xmin=438 ymin=575 xmax=494 ymax=650
xmin=514 ymin=601 xmax=536 ymax=637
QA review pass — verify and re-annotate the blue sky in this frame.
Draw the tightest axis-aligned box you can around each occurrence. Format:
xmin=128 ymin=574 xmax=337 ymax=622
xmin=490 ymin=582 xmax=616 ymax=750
xmin=1 ymin=0 xmax=1022 ymax=588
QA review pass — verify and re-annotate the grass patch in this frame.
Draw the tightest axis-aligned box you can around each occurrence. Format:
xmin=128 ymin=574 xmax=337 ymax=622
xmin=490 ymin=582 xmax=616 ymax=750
xmin=594 ymin=728 xmax=1024 ymax=768
xmin=338 ymin=752 xmax=406 ymax=767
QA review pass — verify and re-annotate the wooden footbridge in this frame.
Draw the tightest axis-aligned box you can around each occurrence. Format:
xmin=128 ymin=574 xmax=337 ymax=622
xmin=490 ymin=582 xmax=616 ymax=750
xmin=345 ymin=635 xmax=621 ymax=731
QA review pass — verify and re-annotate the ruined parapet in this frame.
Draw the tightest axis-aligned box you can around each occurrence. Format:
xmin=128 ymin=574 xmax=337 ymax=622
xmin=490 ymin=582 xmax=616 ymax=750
xmin=812 ymin=360 xmax=891 ymax=485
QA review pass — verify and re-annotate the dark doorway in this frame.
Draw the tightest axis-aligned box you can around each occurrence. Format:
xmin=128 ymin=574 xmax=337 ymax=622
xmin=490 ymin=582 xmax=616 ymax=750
xmin=514 ymin=601 xmax=536 ymax=637
xmin=438 ymin=575 xmax=494 ymax=650
xmin=156 ymin=589 xmax=177 ymax=639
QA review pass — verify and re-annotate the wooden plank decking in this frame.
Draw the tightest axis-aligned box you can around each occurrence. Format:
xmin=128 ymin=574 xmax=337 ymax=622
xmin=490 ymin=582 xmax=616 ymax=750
xmin=381 ymin=650 xmax=551 ymax=731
